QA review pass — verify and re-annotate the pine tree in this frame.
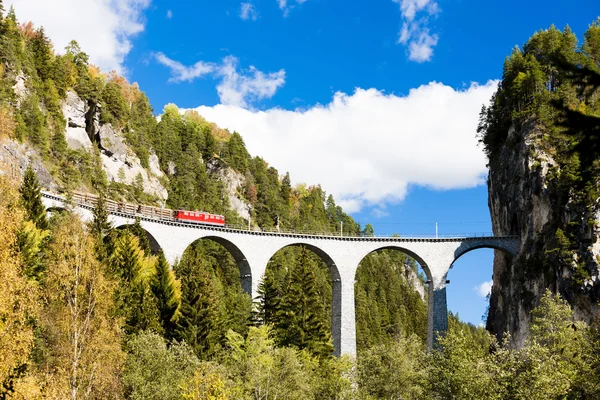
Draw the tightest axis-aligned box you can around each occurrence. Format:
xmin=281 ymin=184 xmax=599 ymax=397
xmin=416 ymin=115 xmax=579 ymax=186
xmin=20 ymin=165 xmax=48 ymax=230
xmin=175 ymin=257 xmax=221 ymax=359
xmin=111 ymin=231 xmax=161 ymax=335
xmin=89 ymin=192 xmax=113 ymax=261
xmin=256 ymin=269 xmax=283 ymax=326
xmin=127 ymin=217 xmax=152 ymax=254
xmin=30 ymin=28 xmax=53 ymax=82
xmin=151 ymin=252 xmax=181 ymax=338
xmin=277 ymin=247 xmax=333 ymax=357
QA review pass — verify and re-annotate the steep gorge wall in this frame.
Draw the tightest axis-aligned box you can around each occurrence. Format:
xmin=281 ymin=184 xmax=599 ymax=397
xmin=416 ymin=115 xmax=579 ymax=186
xmin=487 ymin=119 xmax=600 ymax=347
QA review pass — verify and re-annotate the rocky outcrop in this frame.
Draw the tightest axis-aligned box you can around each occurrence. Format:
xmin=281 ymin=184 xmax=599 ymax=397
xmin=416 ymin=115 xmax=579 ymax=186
xmin=208 ymin=158 xmax=250 ymax=221
xmin=58 ymin=91 xmax=169 ymax=202
xmin=0 ymin=138 xmax=57 ymax=191
xmin=62 ymin=91 xmax=93 ymax=150
xmin=405 ymin=265 xmax=425 ymax=301
xmin=487 ymin=119 xmax=600 ymax=347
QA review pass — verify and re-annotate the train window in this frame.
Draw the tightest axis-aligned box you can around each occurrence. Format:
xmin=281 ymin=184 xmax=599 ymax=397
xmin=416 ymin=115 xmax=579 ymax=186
xmin=184 ymin=212 xmax=188 ymax=216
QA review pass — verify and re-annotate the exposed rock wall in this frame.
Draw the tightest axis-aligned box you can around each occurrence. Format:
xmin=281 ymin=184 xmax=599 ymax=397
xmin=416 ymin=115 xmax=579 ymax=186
xmin=487 ymin=119 xmax=600 ymax=347
xmin=0 ymin=139 xmax=57 ymax=190
xmin=60 ymin=91 xmax=168 ymax=202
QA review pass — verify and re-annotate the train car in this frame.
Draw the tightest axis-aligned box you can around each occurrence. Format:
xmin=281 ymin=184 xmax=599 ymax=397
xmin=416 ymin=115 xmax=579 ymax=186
xmin=174 ymin=210 xmax=225 ymax=226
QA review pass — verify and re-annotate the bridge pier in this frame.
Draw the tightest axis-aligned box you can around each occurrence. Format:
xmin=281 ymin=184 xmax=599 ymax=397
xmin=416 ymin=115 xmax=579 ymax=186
xmin=337 ymin=275 xmax=357 ymax=357
xmin=427 ymin=284 xmax=448 ymax=349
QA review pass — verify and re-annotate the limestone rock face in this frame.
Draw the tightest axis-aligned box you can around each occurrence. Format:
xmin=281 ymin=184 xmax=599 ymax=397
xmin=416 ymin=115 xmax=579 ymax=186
xmin=12 ymin=72 xmax=27 ymax=107
xmin=58 ymin=90 xmax=169 ymax=203
xmin=0 ymin=138 xmax=57 ymax=191
xmin=208 ymin=158 xmax=250 ymax=221
xmin=62 ymin=91 xmax=93 ymax=150
xmin=487 ymin=119 xmax=600 ymax=348
xmin=405 ymin=266 xmax=425 ymax=301
xmin=98 ymin=124 xmax=129 ymax=160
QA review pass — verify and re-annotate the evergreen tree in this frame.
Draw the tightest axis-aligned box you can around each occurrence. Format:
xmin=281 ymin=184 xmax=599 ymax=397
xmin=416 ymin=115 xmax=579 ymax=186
xmin=276 ymin=247 xmax=333 ymax=357
xmin=19 ymin=165 xmax=48 ymax=230
xmin=256 ymin=269 xmax=283 ymax=326
xmin=151 ymin=252 xmax=181 ymax=338
xmin=174 ymin=257 xmax=221 ymax=359
xmin=223 ymin=132 xmax=250 ymax=172
xmin=126 ymin=217 xmax=152 ymax=254
xmin=111 ymin=231 xmax=161 ymax=335
xmin=89 ymin=192 xmax=113 ymax=261
xmin=30 ymin=28 xmax=53 ymax=82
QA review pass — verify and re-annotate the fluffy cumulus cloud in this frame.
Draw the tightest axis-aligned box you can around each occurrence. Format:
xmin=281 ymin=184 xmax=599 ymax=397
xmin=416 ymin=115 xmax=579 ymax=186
xmin=240 ymin=2 xmax=259 ymax=21
xmin=475 ymin=280 xmax=493 ymax=298
xmin=394 ymin=0 xmax=440 ymax=62
xmin=186 ymin=80 xmax=498 ymax=212
xmin=155 ymin=54 xmax=285 ymax=107
xmin=5 ymin=0 xmax=151 ymax=73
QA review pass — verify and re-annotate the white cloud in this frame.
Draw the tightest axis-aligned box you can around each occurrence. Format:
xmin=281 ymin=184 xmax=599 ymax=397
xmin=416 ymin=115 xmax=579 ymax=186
xmin=154 ymin=54 xmax=285 ymax=107
xmin=216 ymin=56 xmax=285 ymax=107
xmin=408 ymin=30 xmax=438 ymax=62
xmin=185 ymin=80 xmax=498 ymax=212
xmin=278 ymin=0 xmax=307 ymax=16
xmin=154 ymin=52 xmax=215 ymax=83
xmin=475 ymin=280 xmax=493 ymax=298
xmin=393 ymin=0 xmax=440 ymax=62
xmin=240 ymin=2 xmax=259 ymax=21
xmin=5 ymin=0 xmax=151 ymax=73
xmin=166 ymin=9 xmax=173 ymax=19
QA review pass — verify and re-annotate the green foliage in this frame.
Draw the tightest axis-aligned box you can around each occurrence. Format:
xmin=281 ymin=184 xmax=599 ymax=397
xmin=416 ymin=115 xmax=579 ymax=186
xmin=174 ymin=240 xmax=252 ymax=359
xmin=19 ymin=165 xmax=48 ymax=230
xmin=355 ymin=249 xmax=427 ymax=350
xmin=258 ymin=246 xmax=333 ymax=358
xmin=357 ymin=334 xmax=428 ymax=400
xmin=222 ymin=131 xmax=250 ymax=172
xmin=478 ymin=22 xmax=600 ymax=290
xmin=426 ymin=290 xmax=600 ymax=400
xmin=110 ymin=231 xmax=161 ymax=335
xmin=100 ymin=80 xmax=129 ymax=125
xmin=151 ymin=253 xmax=181 ymax=338
xmin=18 ymin=93 xmax=48 ymax=152
xmin=123 ymin=331 xmax=201 ymax=400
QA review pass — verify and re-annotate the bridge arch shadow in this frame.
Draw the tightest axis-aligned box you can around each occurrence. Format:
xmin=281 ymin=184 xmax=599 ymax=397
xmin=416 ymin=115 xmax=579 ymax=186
xmin=354 ymin=246 xmax=431 ymax=351
xmin=263 ymin=243 xmax=342 ymax=356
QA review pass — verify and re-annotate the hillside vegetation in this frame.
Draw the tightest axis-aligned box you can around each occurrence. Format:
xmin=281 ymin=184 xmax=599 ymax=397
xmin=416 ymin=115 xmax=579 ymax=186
xmin=2 ymin=3 xmax=600 ymax=398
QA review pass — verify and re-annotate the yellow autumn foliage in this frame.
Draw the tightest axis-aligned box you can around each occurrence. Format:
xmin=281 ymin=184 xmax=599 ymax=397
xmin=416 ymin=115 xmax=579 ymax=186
xmin=41 ymin=214 xmax=125 ymax=399
xmin=0 ymin=176 xmax=39 ymax=392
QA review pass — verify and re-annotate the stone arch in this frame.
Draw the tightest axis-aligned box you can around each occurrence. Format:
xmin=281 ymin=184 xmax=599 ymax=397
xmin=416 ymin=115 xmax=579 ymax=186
xmin=181 ymin=236 xmax=252 ymax=295
xmin=46 ymin=206 xmax=67 ymax=215
xmin=265 ymin=242 xmax=342 ymax=356
xmin=358 ymin=245 xmax=432 ymax=282
xmin=115 ymin=224 xmax=164 ymax=257
xmin=354 ymin=245 xmax=431 ymax=350
xmin=451 ymin=239 xmax=518 ymax=265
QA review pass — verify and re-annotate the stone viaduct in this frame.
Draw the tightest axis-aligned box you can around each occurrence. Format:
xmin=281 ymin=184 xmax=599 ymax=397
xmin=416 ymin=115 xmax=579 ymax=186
xmin=42 ymin=192 xmax=520 ymax=357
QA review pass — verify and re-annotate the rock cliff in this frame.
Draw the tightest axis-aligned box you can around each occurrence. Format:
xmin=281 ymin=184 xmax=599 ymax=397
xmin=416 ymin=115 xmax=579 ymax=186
xmin=487 ymin=119 xmax=600 ymax=347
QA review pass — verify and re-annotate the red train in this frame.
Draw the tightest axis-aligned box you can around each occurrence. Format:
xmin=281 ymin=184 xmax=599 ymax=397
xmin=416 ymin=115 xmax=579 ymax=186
xmin=69 ymin=191 xmax=226 ymax=227
xmin=174 ymin=210 xmax=225 ymax=226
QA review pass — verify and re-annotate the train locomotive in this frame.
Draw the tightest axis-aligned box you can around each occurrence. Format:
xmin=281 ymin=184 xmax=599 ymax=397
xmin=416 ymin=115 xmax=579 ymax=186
xmin=70 ymin=191 xmax=226 ymax=227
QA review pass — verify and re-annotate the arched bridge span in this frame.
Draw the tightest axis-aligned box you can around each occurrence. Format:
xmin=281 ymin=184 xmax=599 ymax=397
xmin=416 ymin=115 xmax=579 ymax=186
xmin=41 ymin=191 xmax=519 ymax=357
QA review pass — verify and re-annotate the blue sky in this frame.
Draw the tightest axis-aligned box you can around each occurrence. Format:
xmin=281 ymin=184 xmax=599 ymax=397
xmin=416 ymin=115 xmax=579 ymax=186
xmin=7 ymin=0 xmax=599 ymax=325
